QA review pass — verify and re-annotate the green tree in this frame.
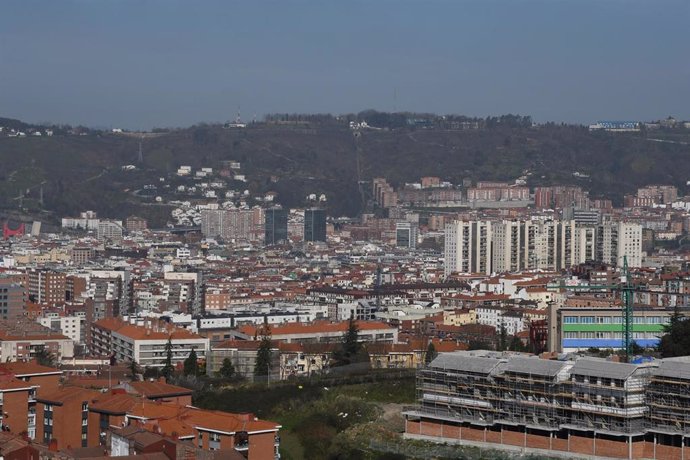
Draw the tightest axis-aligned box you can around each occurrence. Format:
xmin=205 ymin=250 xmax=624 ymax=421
xmin=143 ymin=366 xmax=160 ymax=380
xmin=254 ymin=325 xmax=273 ymax=383
xmin=216 ymin=358 xmax=236 ymax=379
xmin=425 ymin=342 xmax=438 ymax=365
xmin=630 ymin=340 xmax=644 ymax=355
xmin=129 ymin=360 xmax=141 ymax=381
xmin=658 ymin=306 xmax=690 ymax=357
xmin=333 ymin=314 xmax=363 ymax=367
xmin=161 ymin=336 xmax=174 ymax=380
xmin=34 ymin=348 xmax=56 ymax=367
xmin=508 ymin=336 xmax=528 ymax=352
xmin=468 ymin=339 xmax=490 ymax=351
xmin=184 ymin=348 xmax=199 ymax=376
xmin=498 ymin=324 xmax=508 ymax=351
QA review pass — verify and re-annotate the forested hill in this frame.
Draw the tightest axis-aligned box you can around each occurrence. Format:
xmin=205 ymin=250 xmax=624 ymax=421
xmin=0 ymin=113 xmax=688 ymax=224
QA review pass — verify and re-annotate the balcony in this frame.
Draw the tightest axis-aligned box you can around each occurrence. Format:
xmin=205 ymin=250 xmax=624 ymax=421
xmin=234 ymin=440 xmax=249 ymax=451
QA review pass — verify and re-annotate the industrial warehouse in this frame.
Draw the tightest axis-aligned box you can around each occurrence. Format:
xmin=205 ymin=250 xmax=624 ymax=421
xmin=404 ymin=351 xmax=690 ymax=460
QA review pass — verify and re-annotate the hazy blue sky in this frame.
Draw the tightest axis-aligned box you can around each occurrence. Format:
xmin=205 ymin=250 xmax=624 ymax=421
xmin=1 ymin=0 xmax=688 ymax=129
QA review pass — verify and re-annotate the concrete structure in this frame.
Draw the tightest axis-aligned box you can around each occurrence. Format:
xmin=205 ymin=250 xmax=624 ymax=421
xmin=90 ymin=318 xmax=209 ymax=369
xmin=29 ymin=269 xmax=66 ymax=305
xmin=264 ymin=207 xmax=289 ymax=245
xmin=396 ymin=222 xmax=418 ymax=250
xmin=0 ymin=276 xmax=25 ymax=320
xmin=237 ymin=320 xmax=398 ymax=344
xmin=0 ymin=319 xmax=74 ymax=362
xmin=200 ymin=207 xmax=264 ymax=242
xmin=304 ymin=208 xmax=327 ymax=242
xmin=96 ymin=220 xmax=124 ymax=241
xmin=444 ymin=219 xmax=643 ymax=277
xmin=558 ymin=306 xmax=675 ymax=352
xmin=405 ymin=352 xmax=690 ymax=460
xmin=38 ymin=313 xmax=84 ymax=345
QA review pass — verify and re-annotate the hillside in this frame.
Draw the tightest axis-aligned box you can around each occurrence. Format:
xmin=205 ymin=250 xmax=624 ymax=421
xmin=0 ymin=116 xmax=689 ymax=225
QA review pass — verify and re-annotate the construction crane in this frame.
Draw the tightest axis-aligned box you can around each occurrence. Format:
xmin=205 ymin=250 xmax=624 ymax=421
xmin=547 ymin=256 xmax=634 ymax=362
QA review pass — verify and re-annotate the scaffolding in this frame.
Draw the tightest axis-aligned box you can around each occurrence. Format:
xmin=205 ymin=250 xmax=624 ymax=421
xmin=566 ymin=358 xmax=649 ymax=435
xmin=409 ymin=352 xmax=653 ymax=437
xmin=415 ymin=353 xmax=503 ymax=425
xmin=646 ymin=360 xmax=690 ymax=434
xmin=494 ymin=357 xmax=572 ymax=430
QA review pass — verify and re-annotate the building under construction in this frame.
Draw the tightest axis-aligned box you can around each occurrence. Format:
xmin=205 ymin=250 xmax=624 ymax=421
xmin=404 ymin=351 xmax=690 ymax=459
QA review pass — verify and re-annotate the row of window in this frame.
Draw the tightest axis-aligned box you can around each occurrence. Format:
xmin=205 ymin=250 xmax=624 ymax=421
xmin=564 ymin=331 xmax=656 ymax=339
xmin=564 ymin=316 xmax=668 ymax=325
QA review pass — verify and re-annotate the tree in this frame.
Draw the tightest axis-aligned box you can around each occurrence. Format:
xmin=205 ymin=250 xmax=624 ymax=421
xmin=143 ymin=366 xmax=160 ymax=380
xmin=658 ymin=306 xmax=690 ymax=357
xmin=34 ymin=348 xmax=56 ymax=367
xmin=129 ymin=360 xmax=141 ymax=381
xmin=425 ymin=342 xmax=438 ymax=365
xmin=630 ymin=340 xmax=644 ymax=355
xmin=333 ymin=314 xmax=364 ymax=367
xmin=254 ymin=325 xmax=273 ymax=383
xmin=161 ymin=336 xmax=174 ymax=380
xmin=498 ymin=324 xmax=508 ymax=351
xmin=468 ymin=339 xmax=491 ymax=351
xmin=184 ymin=348 xmax=199 ymax=376
xmin=216 ymin=358 xmax=235 ymax=379
xmin=508 ymin=336 xmax=528 ymax=353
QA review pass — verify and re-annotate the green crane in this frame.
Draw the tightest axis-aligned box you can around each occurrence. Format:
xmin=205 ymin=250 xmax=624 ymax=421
xmin=548 ymin=256 xmax=635 ymax=362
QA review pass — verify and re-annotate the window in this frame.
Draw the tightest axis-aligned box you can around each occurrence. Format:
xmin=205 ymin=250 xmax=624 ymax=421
xmin=564 ymin=316 xmax=578 ymax=324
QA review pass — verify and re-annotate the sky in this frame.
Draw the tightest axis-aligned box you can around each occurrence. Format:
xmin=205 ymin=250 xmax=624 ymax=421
xmin=1 ymin=0 xmax=688 ymax=130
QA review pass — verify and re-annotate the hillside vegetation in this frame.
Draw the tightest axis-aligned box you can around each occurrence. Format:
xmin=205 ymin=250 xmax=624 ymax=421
xmin=1 ymin=114 xmax=689 ymax=223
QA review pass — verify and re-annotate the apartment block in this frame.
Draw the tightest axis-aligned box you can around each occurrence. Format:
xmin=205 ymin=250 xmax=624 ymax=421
xmin=36 ymin=386 xmax=100 ymax=448
xmin=28 ymin=269 xmax=66 ymax=305
xmin=0 ymin=276 xmax=25 ymax=320
xmin=404 ymin=352 xmax=690 ymax=460
xmin=444 ymin=219 xmax=643 ymax=276
xmin=200 ymin=207 xmax=264 ymax=242
xmin=90 ymin=318 xmax=209 ymax=369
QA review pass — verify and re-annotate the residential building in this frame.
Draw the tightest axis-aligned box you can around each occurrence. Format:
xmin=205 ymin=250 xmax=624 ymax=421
xmin=207 ymin=340 xmax=281 ymax=382
xmin=28 ymin=269 xmax=66 ymax=305
xmin=444 ymin=220 xmax=492 ymax=275
xmin=124 ymin=215 xmax=148 ymax=232
xmin=38 ymin=313 xmax=84 ymax=345
xmin=36 ymin=386 xmax=100 ymax=448
xmin=0 ymin=319 xmax=74 ymax=362
xmin=444 ymin=219 xmax=643 ymax=276
xmin=404 ymin=352 xmax=687 ymax=460
xmin=0 ymin=276 xmax=25 ymax=320
xmin=90 ymin=318 xmax=209 ymax=369
xmin=125 ymin=401 xmax=280 ymax=459
xmin=237 ymin=320 xmax=398 ymax=344
xmin=200 ymin=208 xmax=264 ymax=242
xmin=96 ymin=220 xmax=124 ymax=241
